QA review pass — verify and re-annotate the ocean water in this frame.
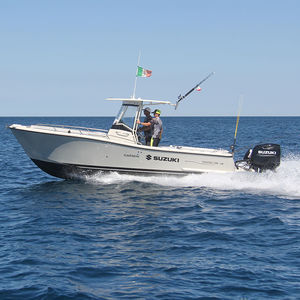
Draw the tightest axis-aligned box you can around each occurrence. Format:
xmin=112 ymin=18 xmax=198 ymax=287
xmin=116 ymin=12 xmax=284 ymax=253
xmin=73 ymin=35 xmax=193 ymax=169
xmin=1 ymin=116 xmax=300 ymax=299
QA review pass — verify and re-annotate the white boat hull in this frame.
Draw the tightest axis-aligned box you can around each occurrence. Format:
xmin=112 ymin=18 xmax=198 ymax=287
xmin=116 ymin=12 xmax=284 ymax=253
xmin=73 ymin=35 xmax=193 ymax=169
xmin=10 ymin=124 xmax=236 ymax=179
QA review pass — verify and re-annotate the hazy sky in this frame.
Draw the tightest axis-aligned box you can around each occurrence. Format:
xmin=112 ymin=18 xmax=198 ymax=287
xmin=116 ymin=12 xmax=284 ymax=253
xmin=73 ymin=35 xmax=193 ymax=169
xmin=1 ymin=0 xmax=299 ymax=116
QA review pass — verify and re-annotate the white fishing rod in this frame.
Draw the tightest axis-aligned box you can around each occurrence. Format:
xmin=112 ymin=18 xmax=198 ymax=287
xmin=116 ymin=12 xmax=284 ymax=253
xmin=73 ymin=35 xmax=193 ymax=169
xmin=231 ymin=95 xmax=244 ymax=156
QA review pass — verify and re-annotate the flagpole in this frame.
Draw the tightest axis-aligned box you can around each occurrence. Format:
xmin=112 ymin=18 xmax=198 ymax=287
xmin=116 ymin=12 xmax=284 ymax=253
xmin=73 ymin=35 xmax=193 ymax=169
xmin=132 ymin=51 xmax=141 ymax=99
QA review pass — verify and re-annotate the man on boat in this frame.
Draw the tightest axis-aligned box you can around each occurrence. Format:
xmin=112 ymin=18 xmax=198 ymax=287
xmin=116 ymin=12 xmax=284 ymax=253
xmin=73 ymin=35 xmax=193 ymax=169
xmin=137 ymin=109 xmax=163 ymax=147
xmin=138 ymin=107 xmax=152 ymax=145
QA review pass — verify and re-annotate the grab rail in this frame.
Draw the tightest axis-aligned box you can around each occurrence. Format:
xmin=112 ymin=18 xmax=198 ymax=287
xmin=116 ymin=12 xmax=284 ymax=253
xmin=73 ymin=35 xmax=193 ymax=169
xmin=34 ymin=124 xmax=108 ymax=135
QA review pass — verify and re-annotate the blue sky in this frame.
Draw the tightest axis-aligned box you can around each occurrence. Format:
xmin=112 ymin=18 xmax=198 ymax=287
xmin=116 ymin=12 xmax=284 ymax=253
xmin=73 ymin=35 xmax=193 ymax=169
xmin=1 ymin=0 xmax=299 ymax=116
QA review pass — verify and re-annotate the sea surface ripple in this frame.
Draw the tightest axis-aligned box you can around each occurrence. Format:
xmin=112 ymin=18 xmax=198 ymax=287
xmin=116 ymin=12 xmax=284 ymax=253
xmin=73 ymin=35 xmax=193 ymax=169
xmin=1 ymin=117 xmax=300 ymax=299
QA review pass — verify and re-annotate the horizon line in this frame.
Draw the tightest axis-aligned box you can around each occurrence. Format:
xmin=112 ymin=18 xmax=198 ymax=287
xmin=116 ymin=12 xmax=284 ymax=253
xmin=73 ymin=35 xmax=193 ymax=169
xmin=1 ymin=115 xmax=300 ymax=118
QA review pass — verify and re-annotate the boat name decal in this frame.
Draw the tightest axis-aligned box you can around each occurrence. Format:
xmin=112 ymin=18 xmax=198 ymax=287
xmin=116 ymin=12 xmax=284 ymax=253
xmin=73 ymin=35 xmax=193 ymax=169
xmin=124 ymin=154 xmax=139 ymax=158
xmin=146 ymin=154 xmax=179 ymax=163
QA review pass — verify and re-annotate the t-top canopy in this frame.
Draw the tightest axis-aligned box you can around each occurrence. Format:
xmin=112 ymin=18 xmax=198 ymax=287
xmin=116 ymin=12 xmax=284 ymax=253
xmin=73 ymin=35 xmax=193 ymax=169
xmin=106 ymin=98 xmax=175 ymax=106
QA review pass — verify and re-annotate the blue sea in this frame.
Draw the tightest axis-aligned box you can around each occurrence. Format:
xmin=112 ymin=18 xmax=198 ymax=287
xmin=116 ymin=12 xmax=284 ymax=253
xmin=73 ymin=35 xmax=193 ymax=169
xmin=1 ymin=116 xmax=300 ymax=299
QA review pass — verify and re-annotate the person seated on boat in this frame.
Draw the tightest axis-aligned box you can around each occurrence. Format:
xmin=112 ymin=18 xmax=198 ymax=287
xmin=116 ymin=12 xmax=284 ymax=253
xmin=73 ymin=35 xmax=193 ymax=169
xmin=138 ymin=107 xmax=152 ymax=145
xmin=137 ymin=109 xmax=163 ymax=147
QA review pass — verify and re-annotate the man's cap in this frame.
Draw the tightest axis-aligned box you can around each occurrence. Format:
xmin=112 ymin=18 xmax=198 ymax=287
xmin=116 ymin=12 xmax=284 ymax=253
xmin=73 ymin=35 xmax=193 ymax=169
xmin=153 ymin=109 xmax=161 ymax=115
xmin=144 ymin=107 xmax=151 ymax=113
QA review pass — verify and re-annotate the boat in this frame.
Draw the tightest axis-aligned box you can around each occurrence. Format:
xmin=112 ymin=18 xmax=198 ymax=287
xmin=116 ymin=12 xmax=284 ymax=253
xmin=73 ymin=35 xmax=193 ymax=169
xmin=9 ymin=72 xmax=281 ymax=179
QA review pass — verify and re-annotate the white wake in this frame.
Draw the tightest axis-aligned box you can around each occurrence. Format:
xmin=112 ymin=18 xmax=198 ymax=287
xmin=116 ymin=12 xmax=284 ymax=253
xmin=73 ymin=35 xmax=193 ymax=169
xmin=86 ymin=154 xmax=300 ymax=199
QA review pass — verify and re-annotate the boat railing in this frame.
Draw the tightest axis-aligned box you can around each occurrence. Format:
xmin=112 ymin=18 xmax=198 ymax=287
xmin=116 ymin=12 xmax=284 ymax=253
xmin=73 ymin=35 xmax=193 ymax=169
xmin=34 ymin=124 xmax=108 ymax=136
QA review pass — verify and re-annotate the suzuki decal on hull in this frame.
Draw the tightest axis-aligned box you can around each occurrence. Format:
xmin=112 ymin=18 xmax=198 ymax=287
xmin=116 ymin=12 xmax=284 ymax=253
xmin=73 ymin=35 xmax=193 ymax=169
xmin=146 ymin=155 xmax=180 ymax=163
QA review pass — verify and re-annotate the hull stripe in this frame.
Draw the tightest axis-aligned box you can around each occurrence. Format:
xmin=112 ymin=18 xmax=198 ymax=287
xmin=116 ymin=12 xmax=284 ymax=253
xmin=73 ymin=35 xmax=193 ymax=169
xmin=32 ymin=159 xmax=199 ymax=179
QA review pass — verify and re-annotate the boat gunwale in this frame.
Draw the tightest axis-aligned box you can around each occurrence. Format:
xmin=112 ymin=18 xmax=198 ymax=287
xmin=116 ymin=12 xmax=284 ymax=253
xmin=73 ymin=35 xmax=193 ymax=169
xmin=9 ymin=124 xmax=233 ymax=158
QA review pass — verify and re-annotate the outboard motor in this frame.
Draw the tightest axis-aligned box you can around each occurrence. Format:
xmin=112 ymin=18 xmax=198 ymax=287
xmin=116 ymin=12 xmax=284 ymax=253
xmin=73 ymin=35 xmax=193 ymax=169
xmin=236 ymin=144 xmax=281 ymax=172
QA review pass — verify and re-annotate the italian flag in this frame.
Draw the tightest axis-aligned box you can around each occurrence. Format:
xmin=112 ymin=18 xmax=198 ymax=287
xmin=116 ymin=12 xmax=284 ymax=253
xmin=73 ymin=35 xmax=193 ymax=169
xmin=136 ymin=66 xmax=152 ymax=77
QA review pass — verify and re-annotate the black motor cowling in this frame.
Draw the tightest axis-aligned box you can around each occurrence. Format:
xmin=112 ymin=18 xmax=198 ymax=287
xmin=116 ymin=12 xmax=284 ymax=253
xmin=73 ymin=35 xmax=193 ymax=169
xmin=244 ymin=143 xmax=281 ymax=172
